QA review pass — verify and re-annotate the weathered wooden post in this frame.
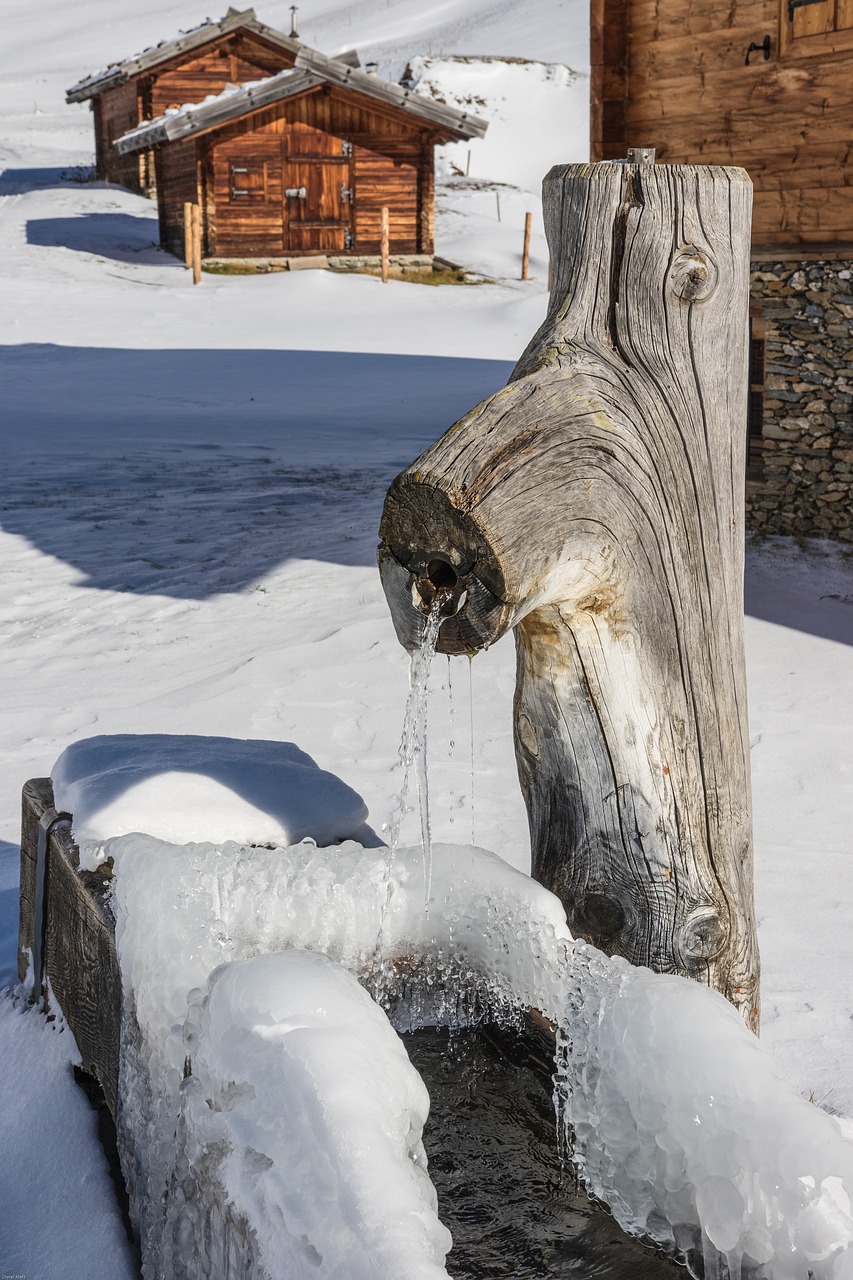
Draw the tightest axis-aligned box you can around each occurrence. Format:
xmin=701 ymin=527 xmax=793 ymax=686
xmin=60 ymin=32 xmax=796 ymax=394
xmin=378 ymin=155 xmax=760 ymax=1028
xmin=381 ymin=205 xmax=390 ymax=283
xmin=521 ymin=210 xmax=532 ymax=280
xmin=183 ymin=200 xmax=193 ymax=270
xmin=191 ymin=203 xmax=202 ymax=285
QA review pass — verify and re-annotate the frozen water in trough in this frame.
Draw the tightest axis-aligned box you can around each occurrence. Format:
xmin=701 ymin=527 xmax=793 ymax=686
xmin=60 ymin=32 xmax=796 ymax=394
xmin=102 ymin=825 xmax=853 ymax=1280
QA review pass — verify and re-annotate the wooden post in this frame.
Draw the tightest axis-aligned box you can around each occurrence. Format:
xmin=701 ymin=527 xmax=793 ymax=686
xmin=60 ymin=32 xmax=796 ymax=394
xmin=183 ymin=201 xmax=193 ymax=270
xmin=191 ymin=203 xmax=202 ymax=285
xmin=378 ymin=158 xmax=760 ymax=1029
xmin=381 ymin=205 xmax=390 ymax=283
xmin=521 ymin=211 xmax=532 ymax=280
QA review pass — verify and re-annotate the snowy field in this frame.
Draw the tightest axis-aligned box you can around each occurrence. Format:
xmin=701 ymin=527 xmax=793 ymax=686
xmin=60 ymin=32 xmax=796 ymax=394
xmin=2 ymin=0 xmax=853 ymax=1275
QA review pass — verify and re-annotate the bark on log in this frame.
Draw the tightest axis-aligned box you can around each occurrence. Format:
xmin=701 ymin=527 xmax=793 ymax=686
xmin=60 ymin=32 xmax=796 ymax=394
xmin=378 ymin=160 xmax=760 ymax=1029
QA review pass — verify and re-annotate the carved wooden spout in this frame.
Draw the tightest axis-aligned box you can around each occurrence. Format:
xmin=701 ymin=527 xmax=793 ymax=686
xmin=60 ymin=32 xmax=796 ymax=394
xmin=378 ymin=160 xmax=760 ymax=1028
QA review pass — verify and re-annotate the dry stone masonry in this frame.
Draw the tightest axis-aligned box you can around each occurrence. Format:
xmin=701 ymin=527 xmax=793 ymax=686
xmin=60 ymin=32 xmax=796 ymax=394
xmin=747 ymin=258 xmax=853 ymax=542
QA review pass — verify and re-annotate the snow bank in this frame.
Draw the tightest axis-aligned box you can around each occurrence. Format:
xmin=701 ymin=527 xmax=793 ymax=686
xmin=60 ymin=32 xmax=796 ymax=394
xmin=51 ymin=734 xmax=369 ymax=849
xmin=405 ymin=55 xmax=588 ymax=190
xmin=164 ymin=950 xmax=451 ymax=1280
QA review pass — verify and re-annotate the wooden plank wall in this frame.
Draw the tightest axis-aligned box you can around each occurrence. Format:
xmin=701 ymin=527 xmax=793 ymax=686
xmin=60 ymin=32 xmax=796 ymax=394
xmin=148 ymin=33 xmax=296 ymax=117
xmin=96 ymin=32 xmax=296 ymax=196
xmin=206 ymin=88 xmax=429 ymax=257
xmin=156 ymin=137 xmax=200 ymax=255
xmin=97 ymin=80 xmax=144 ymax=190
xmin=591 ymin=0 xmax=853 ymax=245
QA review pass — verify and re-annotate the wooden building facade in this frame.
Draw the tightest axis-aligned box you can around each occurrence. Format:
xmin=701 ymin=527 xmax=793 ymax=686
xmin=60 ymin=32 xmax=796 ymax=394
xmin=592 ymin=0 xmax=853 ymax=540
xmin=67 ymin=9 xmax=303 ymax=195
xmin=115 ymin=52 xmax=485 ymax=260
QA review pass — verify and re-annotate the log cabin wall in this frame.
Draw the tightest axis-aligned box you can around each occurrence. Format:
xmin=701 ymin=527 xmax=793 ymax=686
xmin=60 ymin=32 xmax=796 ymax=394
xmin=203 ymin=87 xmax=431 ymax=259
xmin=591 ymin=0 xmax=853 ymax=540
xmin=96 ymin=80 xmax=144 ymax=190
xmin=95 ymin=32 xmax=297 ymax=195
xmin=590 ymin=0 xmax=853 ymax=246
xmin=148 ymin=33 xmax=297 ymax=117
xmin=155 ymin=137 xmax=200 ymax=256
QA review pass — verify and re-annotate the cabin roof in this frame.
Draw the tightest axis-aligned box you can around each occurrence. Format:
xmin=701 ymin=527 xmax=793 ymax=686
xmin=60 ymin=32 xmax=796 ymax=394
xmin=114 ymin=47 xmax=488 ymax=153
xmin=66 ymin=7 xmax=302 ymax=103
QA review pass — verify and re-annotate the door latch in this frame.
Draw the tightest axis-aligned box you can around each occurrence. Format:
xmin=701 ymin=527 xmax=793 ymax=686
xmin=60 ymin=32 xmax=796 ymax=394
xmin=285 ymin=186 xmax=307 ymax=199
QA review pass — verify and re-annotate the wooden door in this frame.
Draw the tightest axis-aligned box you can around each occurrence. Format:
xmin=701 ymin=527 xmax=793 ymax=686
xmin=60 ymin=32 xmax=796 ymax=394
xmin=282 ymin=124 xmax=353 ymax=254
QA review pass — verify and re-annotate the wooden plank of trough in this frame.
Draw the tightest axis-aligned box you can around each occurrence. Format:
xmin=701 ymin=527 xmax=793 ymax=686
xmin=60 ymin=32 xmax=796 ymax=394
xmin=18 ymin=778 xmax=122 ymax=1119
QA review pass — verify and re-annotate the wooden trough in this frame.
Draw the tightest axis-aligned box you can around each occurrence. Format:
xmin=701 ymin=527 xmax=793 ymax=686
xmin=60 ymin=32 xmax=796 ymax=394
xmin=18 ymin=777 xmax=683 ymax=1279
xmin=19 ymin=777 xmax=121 ymax=1115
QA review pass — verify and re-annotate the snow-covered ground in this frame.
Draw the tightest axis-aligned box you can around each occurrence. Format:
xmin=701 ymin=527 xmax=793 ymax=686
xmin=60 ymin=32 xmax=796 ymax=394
xmin=1 ymin=0 xmax=853 ymax=1275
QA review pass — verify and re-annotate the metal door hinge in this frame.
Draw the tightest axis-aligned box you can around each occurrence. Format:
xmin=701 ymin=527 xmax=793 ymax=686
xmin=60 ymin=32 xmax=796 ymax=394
xmin=340 ymin=183 xmax=354 ymax=204
xmin=342 ymin=140 xmax=353 ymax=157
xmin=345 ymin=228 xmax=354 ymax=249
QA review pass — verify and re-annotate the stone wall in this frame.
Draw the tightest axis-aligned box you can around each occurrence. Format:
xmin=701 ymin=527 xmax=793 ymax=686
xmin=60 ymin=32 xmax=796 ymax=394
xmin=746 ymin=258 xmax=853 ymax=542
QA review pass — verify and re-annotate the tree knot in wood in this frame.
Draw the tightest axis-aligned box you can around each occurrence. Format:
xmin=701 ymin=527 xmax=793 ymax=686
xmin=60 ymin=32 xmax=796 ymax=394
xmin=572 ymin=891 xmax=631 ymax=950
xmin=516 ymin=710 xmax=539 ymax=757
xmin=678 ymin=905 xmax=728 ymax=965
xmin=668 ymin=245 xmax=719 ymax=303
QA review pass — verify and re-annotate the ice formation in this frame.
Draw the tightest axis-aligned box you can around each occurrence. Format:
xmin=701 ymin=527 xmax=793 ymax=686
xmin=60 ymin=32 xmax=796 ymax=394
xmin=109 ymin=836 xmax=569 ymax=1279
xmin=558 ymin=944 xmax=853 ymax=1280
xmin=163 ymin=950 xmax=450 ymax=1280
xmin=102 ymin=829 xmax=853 ymax=1280
xmin=51 ymin=734 xmax=368 ymax=848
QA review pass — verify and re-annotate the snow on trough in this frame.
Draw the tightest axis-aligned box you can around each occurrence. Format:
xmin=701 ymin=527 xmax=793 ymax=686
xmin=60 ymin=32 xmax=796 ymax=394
xmin=52 ymin=733 xmax=369 ymax=849
xmin=169 ymin=950 xmax=452 ymax=1280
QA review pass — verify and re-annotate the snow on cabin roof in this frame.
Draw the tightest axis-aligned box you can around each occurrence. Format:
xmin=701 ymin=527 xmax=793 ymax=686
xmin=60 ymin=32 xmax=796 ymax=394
xmin=66 ymin=7 xmax=301 ymax=103
xmin=114 ymin=48 xmax=488 ymax=154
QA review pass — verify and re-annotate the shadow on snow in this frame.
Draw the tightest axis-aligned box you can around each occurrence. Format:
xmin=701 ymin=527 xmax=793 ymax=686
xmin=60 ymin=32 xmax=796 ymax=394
xmin=27 ymin=213 xmax=169 ymax=267
xmin=0 ymin=344 xmax=512 ymax=599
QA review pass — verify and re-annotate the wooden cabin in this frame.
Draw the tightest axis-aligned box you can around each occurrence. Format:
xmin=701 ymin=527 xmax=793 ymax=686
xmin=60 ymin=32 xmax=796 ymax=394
xmin=592 ymin=0 xmax=853 ymax=540
xmin=66 ymin=8 xmax=311 ymax=195
xmin=114 ymin=49 xmax=486 ymax=261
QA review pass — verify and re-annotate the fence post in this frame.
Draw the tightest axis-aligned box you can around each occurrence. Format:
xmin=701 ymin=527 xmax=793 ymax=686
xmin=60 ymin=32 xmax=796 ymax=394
xmin=521 ymin=211 xmax=532 ymax=280
xmin=183 ymin=201 xmax=193 ymax=270
xmin=381 ymin=205 xmax=390 ymax=284
xmin=191 ymin=203 xmax=202 ymax=286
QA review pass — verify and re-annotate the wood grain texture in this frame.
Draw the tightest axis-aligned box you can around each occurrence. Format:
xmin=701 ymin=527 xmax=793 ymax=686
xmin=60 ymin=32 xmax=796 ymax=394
xmin=591 ymin=0 xmax=853 ymax=244
xmin=379 ymin=161 xmax=760 ymax=1028
xmin=19 ymin=779 xmax=122 ymax=1116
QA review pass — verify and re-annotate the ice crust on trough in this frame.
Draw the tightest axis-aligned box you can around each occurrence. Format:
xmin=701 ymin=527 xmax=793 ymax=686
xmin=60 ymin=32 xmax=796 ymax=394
xmin=109 ymin=836 xmax=570 ymax=1278
xmin=559 ymin=944 xmax=853 ymax=1280
xmin=51 ymin=734 xmax=368 ymax=850
xmin=105 ymin=830 xmax=853 ymax=1280
xmin=166 ymin=950 xmax=451 ymax=1280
